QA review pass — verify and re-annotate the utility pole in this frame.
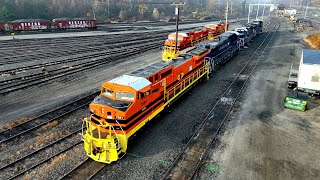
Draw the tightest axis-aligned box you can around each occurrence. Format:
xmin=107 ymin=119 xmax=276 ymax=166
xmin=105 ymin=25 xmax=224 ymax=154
xmin=230 ymin=2 xmax=233 ymax=16
xmin=269 ymin=1 xmax=271 ymax=16
xmin=225 ymin=3 xmax=229 ymax=32
xmin=256 ymin=1 xmax=260 ymax=20
xmin=262 ymin=4 xmax=265 ymax=20
xmin=171 ymin=2 xmax=186 ymax=54
xmin=248 ymin=3 xmax=251 ymax=23
xmin=304 ymin=2 xmax=310 ymax=19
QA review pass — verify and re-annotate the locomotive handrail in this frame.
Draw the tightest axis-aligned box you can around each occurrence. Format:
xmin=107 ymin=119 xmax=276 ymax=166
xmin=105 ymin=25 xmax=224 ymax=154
xmin=164 ymin=62 xmax=209 ymax=104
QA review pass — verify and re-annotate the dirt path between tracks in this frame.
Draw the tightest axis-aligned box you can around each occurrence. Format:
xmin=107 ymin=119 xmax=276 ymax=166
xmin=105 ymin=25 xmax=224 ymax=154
xmin=198 ymin=18 xmax=320 ymax=180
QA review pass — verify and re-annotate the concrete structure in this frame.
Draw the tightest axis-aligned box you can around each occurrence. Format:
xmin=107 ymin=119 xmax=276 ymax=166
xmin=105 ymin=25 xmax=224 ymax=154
xmin=277 ymin=4 xmax=285 ymax=16
xmin=298 ymin=49 xmax=320 ymax=94
xmin=285 ymin=8 xmax=297 ymax=16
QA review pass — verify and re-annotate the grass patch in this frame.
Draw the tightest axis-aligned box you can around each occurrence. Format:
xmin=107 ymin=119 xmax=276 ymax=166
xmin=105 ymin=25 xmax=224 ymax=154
xmin=41 ymin=121 xmax=59 ymax=130
xmin=1 ymin=117 xmax=31 ymax=131
xmin=35 ymin=131 xmax=66 ymax=148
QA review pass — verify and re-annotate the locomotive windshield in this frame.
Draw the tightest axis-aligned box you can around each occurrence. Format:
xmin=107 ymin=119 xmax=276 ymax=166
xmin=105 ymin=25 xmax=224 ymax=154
xmin=102 ymin=88 xmax=134 ymax=101
xmin=102 ymin=88 xmax=114 ymax=98
xmin=116 ymin=92 xmax=135 ymax=101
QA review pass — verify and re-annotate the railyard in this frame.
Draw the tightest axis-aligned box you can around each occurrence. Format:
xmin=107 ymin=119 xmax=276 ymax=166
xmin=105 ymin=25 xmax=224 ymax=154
xmin=0 ymin=14 xmax=319 ymax=180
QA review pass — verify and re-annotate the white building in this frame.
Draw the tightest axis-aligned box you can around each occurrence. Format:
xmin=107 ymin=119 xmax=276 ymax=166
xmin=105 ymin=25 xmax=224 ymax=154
xmin=298 ymin=49 xmax=320 ymax=94
xmin=285 ymin=8 xmax=297 ymax=15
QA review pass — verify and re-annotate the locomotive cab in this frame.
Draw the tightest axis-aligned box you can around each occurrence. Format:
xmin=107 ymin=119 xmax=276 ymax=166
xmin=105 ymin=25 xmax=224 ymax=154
xmin=83 ymin=75 xmax=154 ymax=163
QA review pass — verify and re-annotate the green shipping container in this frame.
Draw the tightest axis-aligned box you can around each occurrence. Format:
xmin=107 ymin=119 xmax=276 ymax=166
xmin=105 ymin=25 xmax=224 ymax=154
xmin=284 ymin=90 xmax=308 ymax=111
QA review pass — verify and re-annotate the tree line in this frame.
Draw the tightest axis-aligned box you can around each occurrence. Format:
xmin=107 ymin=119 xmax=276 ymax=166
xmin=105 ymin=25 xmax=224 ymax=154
xmin=0 ymin=0 xmax=250 ymax=22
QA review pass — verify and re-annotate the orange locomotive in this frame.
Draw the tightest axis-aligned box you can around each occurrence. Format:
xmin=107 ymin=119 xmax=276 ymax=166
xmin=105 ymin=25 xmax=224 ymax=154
xmin=83 ymin=47 xmax=210 ymax=163
xmin=162 ymin=22 xmax=229 ymax=62
xmin=205 ymin=22 xmax=229 ymax=40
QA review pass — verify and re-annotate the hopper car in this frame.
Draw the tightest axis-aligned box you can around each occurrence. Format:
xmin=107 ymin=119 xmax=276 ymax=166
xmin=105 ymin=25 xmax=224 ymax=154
xmin=0 ymin=18 xmax=97 ymax=33
xmin=0 ymin=22 xmax=7 ymax=33
xmin=82 ymin=29 xmax=247 ymax=164
xmin=162 ymin=22 xmax=229 ymax=62
xmin=52 ymin=18 xmax=97 ymax=30
xmin=9 ymin=19 xmax=51 ymax=32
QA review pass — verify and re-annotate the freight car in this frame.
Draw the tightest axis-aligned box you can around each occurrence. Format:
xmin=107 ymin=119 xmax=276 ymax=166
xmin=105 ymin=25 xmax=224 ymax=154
xmin=82 ymin=30 xmax=243 ymax=164
xmin=0 ymin=22 xmax=7 ymax=33
xmin=0 ymin=18 xmax=97 ymax=33
xmin=9 ymin=19 xmax=51 ymax=32
xmin=52 ymin=18 xmax=97 ymax=30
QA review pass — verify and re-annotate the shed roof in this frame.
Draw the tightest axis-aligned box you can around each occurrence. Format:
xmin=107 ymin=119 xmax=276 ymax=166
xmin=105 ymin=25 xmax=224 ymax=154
xmin=303 ymin=49 xmax=320 ymax=64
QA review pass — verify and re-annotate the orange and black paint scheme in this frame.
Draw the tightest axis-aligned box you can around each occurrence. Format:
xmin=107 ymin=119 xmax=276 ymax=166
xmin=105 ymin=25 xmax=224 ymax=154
xmin=83 ymin=47 xmax=210 ymax=163
xmin=162 ymin=22 xmax=229 ymax=62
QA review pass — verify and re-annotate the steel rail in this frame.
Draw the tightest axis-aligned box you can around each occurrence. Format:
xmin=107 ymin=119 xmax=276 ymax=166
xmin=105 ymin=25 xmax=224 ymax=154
xmin=0 ymin=32 xmax=162 ymax=63
xmin=0 ymin=92 xmax=98 ymax=144
xmin=58 ymin=158 xmax=106 ymax=180
xmin=7 ymin=140 xmax=83 ymax=180
xmin=0 ymin=129 xmax=81 ymax=171
xmin=0 ymin=41 xmax=163 ymax=95
xmin=0 ymin=35 xmax=165 ymax=75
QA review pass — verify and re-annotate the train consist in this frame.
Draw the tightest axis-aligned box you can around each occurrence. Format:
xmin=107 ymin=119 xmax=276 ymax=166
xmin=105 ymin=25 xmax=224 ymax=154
xmin=0 ymin=18 xmax=97 ymax=33
xmin=162 ymin=22 xmax=229 ymax=61
xmin=82 ymin=20 xmax=263 ymax=164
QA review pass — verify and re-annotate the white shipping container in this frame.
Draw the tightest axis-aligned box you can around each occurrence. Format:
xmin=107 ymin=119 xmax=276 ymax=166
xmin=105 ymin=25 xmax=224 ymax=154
xmin=298 ymin=49 xmax=320 ymax=93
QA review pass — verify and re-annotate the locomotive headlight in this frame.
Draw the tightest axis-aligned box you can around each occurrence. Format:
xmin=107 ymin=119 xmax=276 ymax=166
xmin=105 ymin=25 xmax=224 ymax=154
xmin=86 ymin=138 xmax=91 ymax=143
xmin=90 ymin=109 xmax=94 ymax=113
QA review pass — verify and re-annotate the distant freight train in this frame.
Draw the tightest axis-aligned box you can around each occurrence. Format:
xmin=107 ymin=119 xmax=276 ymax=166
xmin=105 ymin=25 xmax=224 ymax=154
xmin=82 ymin=20 xmax=263 ymax=164
xmin=0 ymin=18 xmax=97 ymax=33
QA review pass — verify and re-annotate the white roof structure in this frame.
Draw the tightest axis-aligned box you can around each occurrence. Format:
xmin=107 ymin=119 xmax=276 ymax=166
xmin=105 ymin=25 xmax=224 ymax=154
xmin=108 ymin=75 xmax=151 ymax=91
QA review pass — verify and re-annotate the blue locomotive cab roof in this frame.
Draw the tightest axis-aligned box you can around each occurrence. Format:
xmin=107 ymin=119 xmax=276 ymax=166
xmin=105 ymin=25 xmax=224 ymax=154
xmin=302 ymin=49 xmax=320 ymax=64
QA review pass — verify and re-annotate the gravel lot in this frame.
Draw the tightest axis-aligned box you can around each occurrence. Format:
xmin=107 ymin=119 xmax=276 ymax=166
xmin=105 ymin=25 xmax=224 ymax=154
xmin=197 ymin=17 xmax=320 ymax=180
xmin=5 ymin=17 xmax=318 ymax=180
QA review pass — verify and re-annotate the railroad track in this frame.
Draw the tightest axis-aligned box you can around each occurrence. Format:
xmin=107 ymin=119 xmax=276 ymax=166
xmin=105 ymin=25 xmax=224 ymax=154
xmin=0 ymin=32 xmax=165 ymax=64
xmin=0 ymin=33 xmax=166 ymax=72
xmin=161 ymin=18 xmax=280 ymax=179
xmin=0 ymin=40 xmax=163 ymax=95
xmin=2 ymin=133 xmax=83 ymax=180
xmin=59 ymin=158 xmax=106 ymax=180
xmin=0 ymin=92 xmax=98 ymax=145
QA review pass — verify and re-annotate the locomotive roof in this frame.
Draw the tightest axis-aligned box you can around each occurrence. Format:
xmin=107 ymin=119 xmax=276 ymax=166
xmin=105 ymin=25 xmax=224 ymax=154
xmin=130 ymin=47 xmax=207 ymax=78
xmin=108 ymin=75 xmax=151 ymax=91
